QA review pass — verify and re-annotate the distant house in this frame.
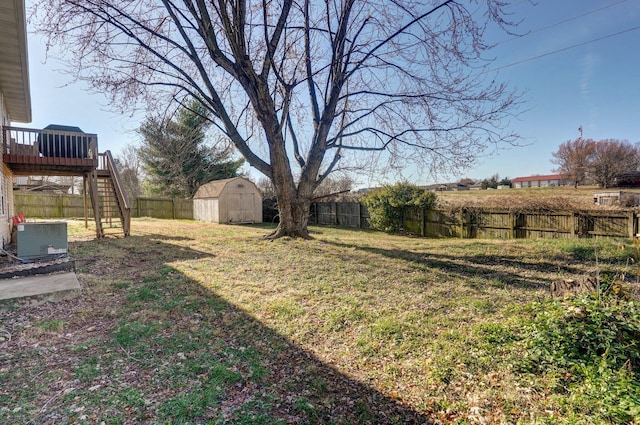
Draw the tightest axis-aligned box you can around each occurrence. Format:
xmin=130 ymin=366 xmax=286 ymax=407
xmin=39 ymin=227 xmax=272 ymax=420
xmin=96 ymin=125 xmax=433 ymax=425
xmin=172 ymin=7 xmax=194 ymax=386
xmin=424 ymin=184 xmax=447 ymax=192
xmin=425 ymin=183 xmax=469 ymax=192
xmin=512 ymin=174 xmax=570 ymax=189
xmin=614 ymin=171 xmax=640 ymax=187
xmin=0 ymin=0 xmax=31 ymax=246
xmin=13 ymin=177 xmax=71 ymax=194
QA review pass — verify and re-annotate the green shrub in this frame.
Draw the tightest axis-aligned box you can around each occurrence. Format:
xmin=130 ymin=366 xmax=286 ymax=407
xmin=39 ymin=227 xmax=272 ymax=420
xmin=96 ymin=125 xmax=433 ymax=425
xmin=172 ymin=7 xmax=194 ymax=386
xmin=517 ymin=294 xmax=640 ymax=423
xmin=519 ymin=295 xmax=639 ymax=373
xmin=363 ymin=182 xmax=436 ymax=232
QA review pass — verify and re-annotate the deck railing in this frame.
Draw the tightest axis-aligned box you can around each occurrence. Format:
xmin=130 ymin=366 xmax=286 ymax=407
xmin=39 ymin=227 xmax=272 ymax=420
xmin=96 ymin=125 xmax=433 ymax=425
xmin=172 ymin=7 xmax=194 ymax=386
xmin=2 ymin=126 xmax=98 ymax=160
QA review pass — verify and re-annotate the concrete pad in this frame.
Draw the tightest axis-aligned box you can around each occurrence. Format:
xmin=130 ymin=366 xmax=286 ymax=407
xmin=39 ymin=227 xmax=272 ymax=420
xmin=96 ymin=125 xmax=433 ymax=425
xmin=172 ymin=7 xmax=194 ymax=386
xmin=0 ymin=272 xmax=81 ymax=307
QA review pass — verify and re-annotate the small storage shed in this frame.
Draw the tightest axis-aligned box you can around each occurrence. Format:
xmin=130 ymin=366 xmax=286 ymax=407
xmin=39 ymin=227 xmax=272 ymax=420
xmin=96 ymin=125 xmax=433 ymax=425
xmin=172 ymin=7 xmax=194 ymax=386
xmin=593 ymin=191 xmax=640 ymax=207
xmin=193 ymin=177 xmax=263 ymax=224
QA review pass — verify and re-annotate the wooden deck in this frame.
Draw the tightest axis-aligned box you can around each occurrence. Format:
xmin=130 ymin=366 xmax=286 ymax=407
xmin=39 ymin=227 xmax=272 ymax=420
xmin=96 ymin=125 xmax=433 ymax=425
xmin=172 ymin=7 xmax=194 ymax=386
xmin=3 ymin=126 xmax=99 ymax=176
xmin=3 ymin=126 xmax=131 ymax=238
xmin=4 ymin=153 xmax=98 ymax=176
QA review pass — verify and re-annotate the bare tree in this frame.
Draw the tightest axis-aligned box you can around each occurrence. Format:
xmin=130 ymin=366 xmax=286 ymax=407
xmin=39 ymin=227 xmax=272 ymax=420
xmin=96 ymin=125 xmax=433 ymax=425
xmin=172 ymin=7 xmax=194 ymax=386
xmin=313 ymin=175 xmax=354 ymax=198
xmin=256 ymin=177 xmax=276 ymax=199
xmin=590 ymin=139 xmax=640 ymax=188
xmin=115 ymin=144 xmax=144 ymax=199
xmin=551 ymin=137 xmax=596 ymax=188
xmin=258 ymin=174 xmax=353 ymax=200
xmin=26 ymin=175 xmax=78 ymax=194
xmin=458 ymin=177 xmax=476 ymax=186
xmin=33 ymin=0 xmax=521 ymax=238
xmin=481 ymin=173 xmax=499 ymax=189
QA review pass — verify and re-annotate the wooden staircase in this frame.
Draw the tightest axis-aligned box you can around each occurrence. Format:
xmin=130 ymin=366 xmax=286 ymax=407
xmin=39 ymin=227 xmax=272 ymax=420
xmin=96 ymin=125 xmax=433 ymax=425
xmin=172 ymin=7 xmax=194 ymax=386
xmin=88 ymin=151 xmax=131 ymax=238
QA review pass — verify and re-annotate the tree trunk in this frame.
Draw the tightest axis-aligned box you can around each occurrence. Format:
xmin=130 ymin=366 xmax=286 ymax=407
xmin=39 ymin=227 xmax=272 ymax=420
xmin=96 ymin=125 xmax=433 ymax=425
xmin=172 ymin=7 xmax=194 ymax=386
xmin=266 ymin=137 xmax=315 ymax=239
xmin=271 ymin=194 xmax=311 ymax=239
xmin=268 ymin=173 xmax=312 ymax=239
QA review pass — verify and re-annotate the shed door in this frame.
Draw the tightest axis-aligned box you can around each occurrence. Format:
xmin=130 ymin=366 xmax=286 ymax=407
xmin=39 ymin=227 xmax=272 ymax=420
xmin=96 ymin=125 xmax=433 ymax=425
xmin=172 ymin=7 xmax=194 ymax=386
xmin=228 ymin=193 xmax=256 ymax=223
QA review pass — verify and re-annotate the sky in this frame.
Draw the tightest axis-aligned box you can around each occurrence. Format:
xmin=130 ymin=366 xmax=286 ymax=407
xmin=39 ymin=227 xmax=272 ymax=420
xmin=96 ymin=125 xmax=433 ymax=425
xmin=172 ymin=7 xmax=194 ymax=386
xmin=18 ymin=0 xmax=640 ymax=187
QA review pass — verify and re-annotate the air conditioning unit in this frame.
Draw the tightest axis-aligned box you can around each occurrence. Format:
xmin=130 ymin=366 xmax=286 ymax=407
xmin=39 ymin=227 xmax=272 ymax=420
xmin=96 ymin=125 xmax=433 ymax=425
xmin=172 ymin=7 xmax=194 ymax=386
xmin=16 ymin=222 xmax=68 ymax=260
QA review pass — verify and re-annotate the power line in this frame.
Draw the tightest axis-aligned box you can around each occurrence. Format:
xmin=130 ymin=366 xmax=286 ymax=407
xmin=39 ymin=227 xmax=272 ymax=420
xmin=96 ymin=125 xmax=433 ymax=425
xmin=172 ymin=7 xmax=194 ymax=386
xmin=497 ymin=0 xmax=630 ymax=45
xmin=486 ymin=24 xmax=640 ymax=74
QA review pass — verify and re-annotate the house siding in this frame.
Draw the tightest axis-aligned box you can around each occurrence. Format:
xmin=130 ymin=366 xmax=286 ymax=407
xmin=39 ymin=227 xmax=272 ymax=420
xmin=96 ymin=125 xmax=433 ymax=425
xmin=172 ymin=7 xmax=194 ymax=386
xmin=0 ymin=92 xmax=15 ymax=247
xmin=513 ymin=175 xmax=570 ymax=189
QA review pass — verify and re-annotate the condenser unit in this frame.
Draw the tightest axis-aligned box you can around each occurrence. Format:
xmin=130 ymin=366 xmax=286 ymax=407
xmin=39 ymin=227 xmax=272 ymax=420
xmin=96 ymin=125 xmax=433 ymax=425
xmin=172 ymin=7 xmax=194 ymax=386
xmin=16 ymin=222 xmax=68 ymax=260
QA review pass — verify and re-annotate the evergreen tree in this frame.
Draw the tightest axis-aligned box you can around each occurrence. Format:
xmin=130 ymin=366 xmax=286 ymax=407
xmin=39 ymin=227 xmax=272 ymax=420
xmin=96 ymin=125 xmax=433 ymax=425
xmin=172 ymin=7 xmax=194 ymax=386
xmin=139 ymin=101 xmax=244 ymax=198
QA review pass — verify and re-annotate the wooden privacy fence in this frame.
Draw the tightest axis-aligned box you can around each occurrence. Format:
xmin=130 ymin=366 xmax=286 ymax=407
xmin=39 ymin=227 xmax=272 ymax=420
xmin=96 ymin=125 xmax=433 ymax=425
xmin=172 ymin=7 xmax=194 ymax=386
xmin=14 ymin=192 xmax=193 ymax=220
xmin=133 ymin=197 xmax=193 ymax=220
xmin=310 ymin=202 xmax=637 ymax=239
xmin=14 ymin=192 xmax=88 ymax=218
xmin=311 ymin=202 xmax=370 ymax=228
xmin=12 ymin=194 xmax=639 ymax=239
xmin=400 ymin=207 xmax=636 ymax=239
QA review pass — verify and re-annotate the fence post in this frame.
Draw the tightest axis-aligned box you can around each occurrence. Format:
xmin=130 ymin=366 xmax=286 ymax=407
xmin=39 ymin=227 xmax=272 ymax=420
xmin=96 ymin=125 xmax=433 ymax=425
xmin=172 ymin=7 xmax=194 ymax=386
xmin=629 ymin=210 xmax=635 ymax=239
xmin=57 ymin=194 xmax=63 ymax=218
xmin=309 ymin=202 xmax=314 ymax=224
xmin=510 ymin=211 xmax=516 ymax=239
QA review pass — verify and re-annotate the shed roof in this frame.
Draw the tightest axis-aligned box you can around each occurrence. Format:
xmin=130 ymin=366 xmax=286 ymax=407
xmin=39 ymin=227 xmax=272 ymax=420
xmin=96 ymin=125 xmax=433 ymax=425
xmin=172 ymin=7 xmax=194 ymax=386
xmin=193 ymin=177 xmax=258 ymax=199
xmin=0 ymin=0 xmax=31 ymax=122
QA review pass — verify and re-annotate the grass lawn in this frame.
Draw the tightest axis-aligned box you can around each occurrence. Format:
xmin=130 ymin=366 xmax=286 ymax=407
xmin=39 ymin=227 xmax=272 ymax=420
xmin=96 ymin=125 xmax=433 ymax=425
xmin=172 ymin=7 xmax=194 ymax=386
xmin=1 ymin=218 xmax=638 ymax=424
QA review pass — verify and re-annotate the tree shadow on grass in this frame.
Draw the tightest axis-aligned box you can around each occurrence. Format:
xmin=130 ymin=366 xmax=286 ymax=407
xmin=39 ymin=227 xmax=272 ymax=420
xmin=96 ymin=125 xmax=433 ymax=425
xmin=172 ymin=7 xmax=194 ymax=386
xmin=177 ymin=281 xmax=433 ymax=424
xmin=322 ymin=240 xmax=591 ymax=291
xmin=30 ymin=234 xmax=437 ymax=424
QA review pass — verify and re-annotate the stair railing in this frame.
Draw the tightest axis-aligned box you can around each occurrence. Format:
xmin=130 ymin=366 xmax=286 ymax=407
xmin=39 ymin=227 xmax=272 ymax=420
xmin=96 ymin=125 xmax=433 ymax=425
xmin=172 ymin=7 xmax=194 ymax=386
xmin=99 ymin=151 xmax=131 ymax=236
xmin=87 ymin=170 xmax=103 ymax=238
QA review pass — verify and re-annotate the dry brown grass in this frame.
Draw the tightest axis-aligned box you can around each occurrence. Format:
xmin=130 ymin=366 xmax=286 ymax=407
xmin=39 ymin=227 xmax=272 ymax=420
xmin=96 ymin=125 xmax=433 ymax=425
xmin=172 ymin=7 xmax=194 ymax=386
xmin=435 ymin=186 xmax=636 ymax=211
xmin=0 ymin=218 xmax=637 ymax=424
